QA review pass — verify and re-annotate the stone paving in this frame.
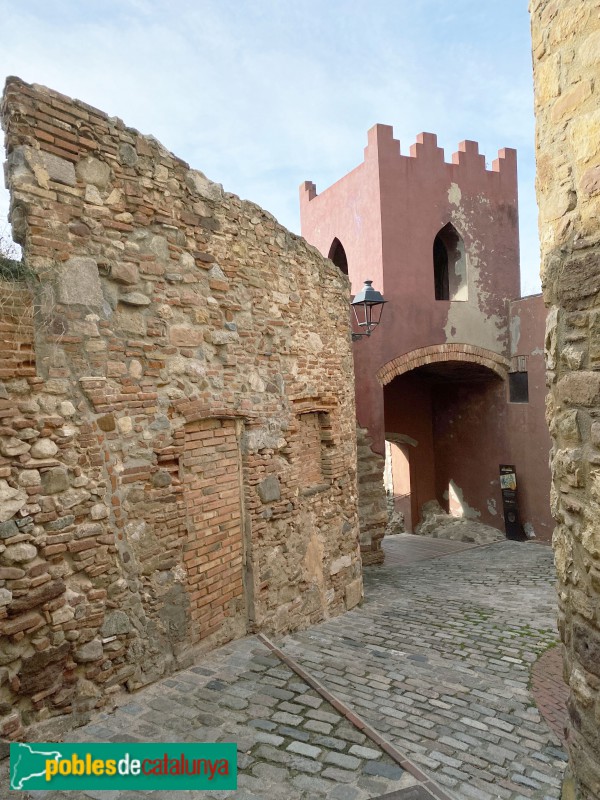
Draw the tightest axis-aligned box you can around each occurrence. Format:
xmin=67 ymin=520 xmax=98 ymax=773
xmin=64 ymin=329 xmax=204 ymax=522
xmin=1 ymin=536 xmax=567 ymax=800
xmin=2 ymin=636 xmax=420 ymax=800
xmin=277 ymin=539 xmax=567 ymax=800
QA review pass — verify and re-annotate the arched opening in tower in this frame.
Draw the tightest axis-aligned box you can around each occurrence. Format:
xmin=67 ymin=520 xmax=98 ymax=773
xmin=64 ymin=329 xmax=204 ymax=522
xmin=433 ymin=222 xmax=467 ymax=301
xmin=328 ymin=238 xmax=349 ymax=275
xmin=383 ymin=359 xmax=505 ymax=532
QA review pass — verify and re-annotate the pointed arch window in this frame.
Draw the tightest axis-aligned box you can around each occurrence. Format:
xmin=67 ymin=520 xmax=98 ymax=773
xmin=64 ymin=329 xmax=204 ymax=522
xmin=328 ymin=238 xmax=348 ymax=275
xmin=433 ymin=223 xmax=467 ymax=301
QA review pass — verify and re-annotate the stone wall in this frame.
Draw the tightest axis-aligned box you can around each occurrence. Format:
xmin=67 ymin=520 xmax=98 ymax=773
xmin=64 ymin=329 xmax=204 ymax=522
xmin=356 ymin=426 xmax=387 ymax=565
xmin=0 ymin=77 xmax=362 ymax=739
xmin=529 ymin=2 xmax=600 ymax=797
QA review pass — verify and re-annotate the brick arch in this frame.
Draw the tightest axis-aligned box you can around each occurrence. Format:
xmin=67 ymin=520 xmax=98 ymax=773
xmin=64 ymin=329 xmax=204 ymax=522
xmin=376 ymin=344 xmax=510 ymax=386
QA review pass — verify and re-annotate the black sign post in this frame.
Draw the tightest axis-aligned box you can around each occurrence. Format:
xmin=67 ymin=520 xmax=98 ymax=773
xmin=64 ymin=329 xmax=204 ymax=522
xmin=499 ymin=464 xmax=525 ymax=540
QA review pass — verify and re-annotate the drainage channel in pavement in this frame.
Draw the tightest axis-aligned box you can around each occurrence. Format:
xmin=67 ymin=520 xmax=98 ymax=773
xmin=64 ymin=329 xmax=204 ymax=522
xmin=260 ymin=634 xmax=455 ymax=800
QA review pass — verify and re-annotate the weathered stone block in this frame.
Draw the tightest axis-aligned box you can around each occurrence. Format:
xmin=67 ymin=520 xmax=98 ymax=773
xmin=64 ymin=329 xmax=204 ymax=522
xmin=0 ymin=437 xmax=30 ymax=457
xmin=76 ymin=156 xmax=111 ymax=189
xmin=118 ymin=143 xmax=138 ymax=167
xmin=0 ymin=521 xmax=18 ymax=539
xmin=90 ymin=503 xmax=108 ymax=520
xmin=185 ymin=169 xmax=223 ymax=202
xmin=4 ymin=542 xmax=37 ymax=563
xmin=209 ymin=330 xmax=238 ymax=345
xmin=1 ymin=611 xmax=44 ymax=636
xmin=114 ymin=307 xmax=146 ymax=335
xmin=41 ymin=468 xmax=69 ymax=495
xmin=17 ymin=470 xmax=41 ymax=487
xmin=345 ymin=578 xmax=363 ymax=610
xmin=30 ymin=438 xmax=58 ymax=459
xmin=110 ymin=262 xmax=139 ymax=285
xmin=258 ymin=476 xmax=280 ymax=503
xmin=101 ymin=611 xmax=131 ymax=637
xmin=0 ymin=567 xmax=25 ymax=580
xmin=97 ymin=414 xmax=116 ymax=432
xmin=74 ymin=639 xmax=103 ymax=663
xmin=0 ymin=589 xmax=12 ymax=607
xmin=151 ymin=470 xmax=172 ymax=488
xmin=557 ymin=373 xmax=600 ymax=407
xmin=57 ymin=258 xmax=103 ymax=307
xmin=169 ymin=325 xmax=204 ymax=347
xmin=42 ymin=152 xmax=76 ymax=186
xmin=17 ymin=642 xmax=70 ymax=694
xmin=557 ymin=252 xmax=600 ymax=311
xmin=119 ymin=291 xmax=150 ymax=306
xmin=573 ymin=621 xmax=600 ymax=678
xmin=330 ymin=554 xmax=352 ymax=575
xmin=0 ymin=481 xmax=27 ymax=522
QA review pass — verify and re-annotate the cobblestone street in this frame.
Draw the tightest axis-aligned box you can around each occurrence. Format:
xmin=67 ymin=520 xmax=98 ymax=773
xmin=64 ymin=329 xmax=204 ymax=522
xmin=2 ymin=536 xmax=566 ymax=800
xmin=278 ymin=537 xmax=566 ymax=799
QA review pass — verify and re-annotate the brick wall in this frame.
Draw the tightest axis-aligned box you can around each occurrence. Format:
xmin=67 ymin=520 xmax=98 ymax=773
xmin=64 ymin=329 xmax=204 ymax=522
xmin=0 ymin=76 xmax=362 ymax=740
xmin=297 ymin=413 xmax=324 ymax=488
xmin=183 ymin=418 xmax=244 ymax=643
xmin=0 ymin=280 xmax=35 ymax=379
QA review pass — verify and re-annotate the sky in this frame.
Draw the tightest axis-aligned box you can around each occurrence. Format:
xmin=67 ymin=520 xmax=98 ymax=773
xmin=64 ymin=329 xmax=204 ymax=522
xmin=0 ymin=0 xmax=541 ymax=295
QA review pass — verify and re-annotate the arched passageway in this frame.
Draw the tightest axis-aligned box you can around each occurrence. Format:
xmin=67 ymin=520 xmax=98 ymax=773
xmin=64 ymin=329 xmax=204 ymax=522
xmin=381 ymin=347 xmax=510 ymax=531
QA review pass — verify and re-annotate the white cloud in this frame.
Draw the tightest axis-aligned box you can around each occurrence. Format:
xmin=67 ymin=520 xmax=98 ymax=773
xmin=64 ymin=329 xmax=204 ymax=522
xmin=0 ymin=0 xmax=540 ymax=292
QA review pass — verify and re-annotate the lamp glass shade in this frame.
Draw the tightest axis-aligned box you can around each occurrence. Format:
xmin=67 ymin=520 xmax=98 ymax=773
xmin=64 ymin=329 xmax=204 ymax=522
xmin=351 ymin=280 xmax=386 ymax=333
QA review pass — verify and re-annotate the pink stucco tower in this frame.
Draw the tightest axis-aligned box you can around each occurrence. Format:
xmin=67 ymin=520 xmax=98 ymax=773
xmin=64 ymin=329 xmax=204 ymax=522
xmin=301 ymin=125 xmax=552 ymax=560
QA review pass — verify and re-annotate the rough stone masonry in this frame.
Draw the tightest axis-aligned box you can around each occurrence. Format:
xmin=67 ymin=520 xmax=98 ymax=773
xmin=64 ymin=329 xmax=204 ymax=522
xmin=0 ymin=77 xmax=363 ymax=740
xmin=529 ymin=2 xmax=600 ymax=798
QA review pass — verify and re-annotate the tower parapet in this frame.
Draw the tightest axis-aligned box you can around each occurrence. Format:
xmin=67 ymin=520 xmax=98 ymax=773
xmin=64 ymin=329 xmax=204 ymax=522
xmin=302 ymin=124 xmax=518 ymax=203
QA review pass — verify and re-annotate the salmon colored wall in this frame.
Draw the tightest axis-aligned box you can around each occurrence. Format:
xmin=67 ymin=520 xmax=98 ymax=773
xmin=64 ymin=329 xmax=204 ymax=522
xmin=391 ymin=443 xmax=411 ymax=497
xmin=384 ymin=375 xmax=436 ymax=529
xmin=432 ymin=378 xmax=511 ymax=529
xmin=301 ymin=125 xmax=520 ymax=455
xmin=301 ymin=125 xmax=551 ymax=538
xmin=506 ymin=295 xmax=553 ymax=540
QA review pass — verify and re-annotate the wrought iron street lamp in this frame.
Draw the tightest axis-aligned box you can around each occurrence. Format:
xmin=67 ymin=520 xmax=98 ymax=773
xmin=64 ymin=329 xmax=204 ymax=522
xmin=351 ymin=280 xmax=387 ymax=341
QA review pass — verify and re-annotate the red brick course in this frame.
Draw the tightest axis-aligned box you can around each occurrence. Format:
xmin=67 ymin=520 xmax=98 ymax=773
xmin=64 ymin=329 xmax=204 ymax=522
xmin=376 ymin=343 xmax=510 ymax=387
xmin=531 ymin=644 xmax=569 ymax=745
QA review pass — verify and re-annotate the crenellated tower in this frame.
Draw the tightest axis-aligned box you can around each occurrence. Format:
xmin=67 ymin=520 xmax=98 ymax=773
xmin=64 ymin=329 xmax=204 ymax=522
xmin=301 ymin=124 xmax=551 ymax=562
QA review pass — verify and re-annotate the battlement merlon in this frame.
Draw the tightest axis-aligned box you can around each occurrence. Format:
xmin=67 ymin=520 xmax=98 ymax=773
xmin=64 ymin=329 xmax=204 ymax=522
xmin=365 ymin=124 xmax=401 ymax=160
xmin=365 ymin=124 xmax=517 ymax=186
xmin=301 ymin=126 xmax=517 ymax=205
xmin=300 ymin=180 xmax=317 ymax=202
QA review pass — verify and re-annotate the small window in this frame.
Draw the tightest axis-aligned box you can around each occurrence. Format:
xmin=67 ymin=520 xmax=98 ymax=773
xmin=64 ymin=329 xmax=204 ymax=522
xmin=509 ymin=372 xmax=529 ymax=403
xmin=433 ymin=235 xmax=449 ymax=300
xmin=433 ymin=222 xmax=467 ymax=301
xmin=328 ymin=238 xmax=348 ymax=275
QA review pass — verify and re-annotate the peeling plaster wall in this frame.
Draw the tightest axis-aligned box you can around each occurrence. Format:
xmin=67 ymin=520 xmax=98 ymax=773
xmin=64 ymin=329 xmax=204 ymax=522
xmin=301 ymin=125 xmax=520 ymax=451
xmin=507 ymin=295 xmax=553 ymax=541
